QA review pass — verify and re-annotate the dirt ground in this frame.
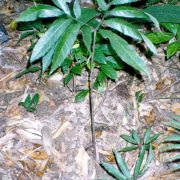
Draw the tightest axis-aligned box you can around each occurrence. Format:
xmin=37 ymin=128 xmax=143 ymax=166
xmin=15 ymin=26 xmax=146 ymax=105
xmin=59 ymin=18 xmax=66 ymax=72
xmin=0 ymin=1 xmax=180 ymax=180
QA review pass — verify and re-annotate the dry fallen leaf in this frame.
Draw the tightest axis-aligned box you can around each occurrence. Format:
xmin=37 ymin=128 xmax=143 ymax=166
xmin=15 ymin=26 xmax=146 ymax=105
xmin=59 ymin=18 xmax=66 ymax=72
xmin=95 ymin=130 xmax=102 ymax=138
xmin=139 ymin=104 xmax=156 ymax=125
xmin=75 ymin=146 xmax=90 ymax=176
xmin=28 ymin=150 xmax=48 ymax=160
xmin=106 ymin=153 xmax=115 ymax=163
xmin=6 ymin=103 xmax=21 ymax=119
xmin=144 ymin=109 xmax=155 ymax=125
xmin=171 ymin=103 xmax=180 ymax=115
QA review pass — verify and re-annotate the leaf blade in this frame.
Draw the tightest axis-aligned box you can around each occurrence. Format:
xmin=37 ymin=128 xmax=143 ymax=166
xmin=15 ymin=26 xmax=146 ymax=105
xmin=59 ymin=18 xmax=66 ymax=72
xmin=100 ymin=29 xmax=149 ymax=76
xmin=30 ymin=18 xmax=73 ymax=62
xmin=73 ymin=0 xmax=81 ymax=19
xmin=50 ymin=22 xmax=81 ymax=73
xmin=16 ymin=4 xmax=63 ymax=22
xmin=52 ymin=0 xmax=70 ymax=15
xmin=104 ymin=18 xmax=142 ymax=40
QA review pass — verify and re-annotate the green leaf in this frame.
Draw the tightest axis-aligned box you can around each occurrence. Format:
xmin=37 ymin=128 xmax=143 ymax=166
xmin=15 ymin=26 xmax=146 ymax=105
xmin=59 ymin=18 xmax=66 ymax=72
xmin=145 ymin=5 xmax=180 ymax=23
xmin=134 ymin=145 xmax=146 ymax=177
xmin=146 ymin=133 xmax=161 ymax=144
xmin=163 ymin=134 xmax=180 ymax=142
xmin=167 ymin=119 xmax=180 ymax=131
xmin=81 ymin=26 xmax=92 ymax=53
xmin=100 ymin=64 xmax=117 ymax=80
xmin=146 ymin=0 xmax=161 ymax=6
xmin=160 ymin=144 xmax=180 ymax=152
xmin=139 ymin=144 xmax=154 ymax=176
xmin=61 ymin=58 xmax=73 ymax=74
xmin=18 ymin=31 xmax=35 ymax=43
xmin=52 ymin=0 xmax=70 ymax=15
xmin=30 ymin=18 xmax=72 ymax=62
xmin=73 ymin=0 xmax=81 ymax=19
xmin=111 ymin=0 xmax=140 ymax=5
xmin=161 ymin=23 xmax=179 ymax=35
xmin=50 ymin=22 xmax=81 ymax=74
xmin=113 ymin=151 xmax=131 ymax=178
xmin=108 ymin=6 xmax=149 ymax=19
xmin=64 ymin=73 xmax=73 ymax=85
xmin=16 ymin=4 xmax=63 ymax=22
xmin=108 ymin=6 xmax=160 ymax=30
xmin=120 ymin=134 xmax=138 ymax=145
xmin=31 ymin=93 xmax=39 ymax=107
xmin=119 ymin=145 xmax=138 ymax=152
xmin=96 ymin=0 xmax=109 ymax=11
xmin=144 ymin=12 xmax=160 ymax=31
xmin=97 ymin=71 xmax=106 ymax=84
xmin=132 ymin=130 xmax=141 ymax=144
xmin=104 ymin=18 xmax=142 ymax=40
xmin=146 ymin=32 xmax=173 ymax=44
xmin=169 ymin=164 xmax=180 ymax=172
xmin=100 ymin=29 xmax=149 ymax=76
xmin=144 ymin=128 xmax=151 ymax=145
xmin=106 ymin=56 xmax=124 ymax=70
xmin=140 ymin=33 xmax=157 ymax=55
xmin=135 ymin=91 xmax=144 ymax=104
xmin=16 ymin=66 xmax=41 ymax=78
xmin=78 ymin=8 xmax=99 ymax=25
xmin=165 ymin=155 xmax=180 ymax=162
xmin=42 ymin=47 xmax=55 ymax=73
xmin=71 ymin=64 xmax=83 ymax=75
xmin=94 ymin=48 xmax=106 ymax=64
xmin=100 ymin=162 xmax=127 ymax=180
xmin=75 ymin=89 xmax=89 ymax=102
xmin=167 ymin=41 xmax=180 ymax=59
xmin=20 ymin=95 xmax=31 ymax=108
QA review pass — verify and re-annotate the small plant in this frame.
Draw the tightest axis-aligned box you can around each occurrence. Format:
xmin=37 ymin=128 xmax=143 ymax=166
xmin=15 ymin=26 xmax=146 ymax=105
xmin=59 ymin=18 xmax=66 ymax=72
xmin=160 ymin=117 xmax=180 ymax=172
xmin=19 ymin=93 xmax=39 ymax=112
xmin=100 ymin=129 xmax=160 ymax=179
xmin=15 ymin=0 xmax=162 ymax=100
xmin=119 ymin=128 xmax=161 ymax=152
xmin=100 ymin=146 xmax=154 ymax=180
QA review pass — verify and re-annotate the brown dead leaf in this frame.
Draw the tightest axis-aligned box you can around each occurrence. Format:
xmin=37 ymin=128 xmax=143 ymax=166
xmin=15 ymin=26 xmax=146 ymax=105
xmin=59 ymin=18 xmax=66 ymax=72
xmin=155 ymin=77 xmax=172 ymax=90
xmin=26 ymin=150 xmax=48 ymax=160
xmin=36 ymin=171 xmax=44 ymax=177
xmin=6 ymin=103 xmax=21 ymax=119
xmin=95 ymin=130 xmax=102 ymax=138
xmin=171 ymin=103 xmax=180 ymax=115
xmin=144 ymin=109 xmax=155 ymax=125
xmin=106 ymin=153 xmax=115 ymax=163
xmin=7 ymin=77 xmax=28 ymax=91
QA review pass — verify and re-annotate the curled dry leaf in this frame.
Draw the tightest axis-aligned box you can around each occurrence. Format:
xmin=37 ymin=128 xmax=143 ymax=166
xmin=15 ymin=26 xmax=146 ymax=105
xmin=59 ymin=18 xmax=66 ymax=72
xmin=171 ymin=103 xmax=180 ymax=115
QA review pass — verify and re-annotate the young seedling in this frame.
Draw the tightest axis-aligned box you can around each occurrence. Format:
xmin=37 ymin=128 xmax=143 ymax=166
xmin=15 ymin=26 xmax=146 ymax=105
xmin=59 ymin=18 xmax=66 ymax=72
xmin=19 ymin=93 xmax=39 ymax=112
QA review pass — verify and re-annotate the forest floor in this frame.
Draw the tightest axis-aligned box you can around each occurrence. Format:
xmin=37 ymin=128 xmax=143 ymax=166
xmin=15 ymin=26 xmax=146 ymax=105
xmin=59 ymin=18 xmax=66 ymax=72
xmin=0 ymin=1 xmax=180 ymax=180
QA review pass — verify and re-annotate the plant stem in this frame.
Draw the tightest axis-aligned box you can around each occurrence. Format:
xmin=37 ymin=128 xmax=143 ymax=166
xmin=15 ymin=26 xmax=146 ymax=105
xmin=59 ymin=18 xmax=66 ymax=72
xmin=89 ymin=29 xmax=98 ymax=160
xmin=89 ymin=16 xmax=105 ymax=161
